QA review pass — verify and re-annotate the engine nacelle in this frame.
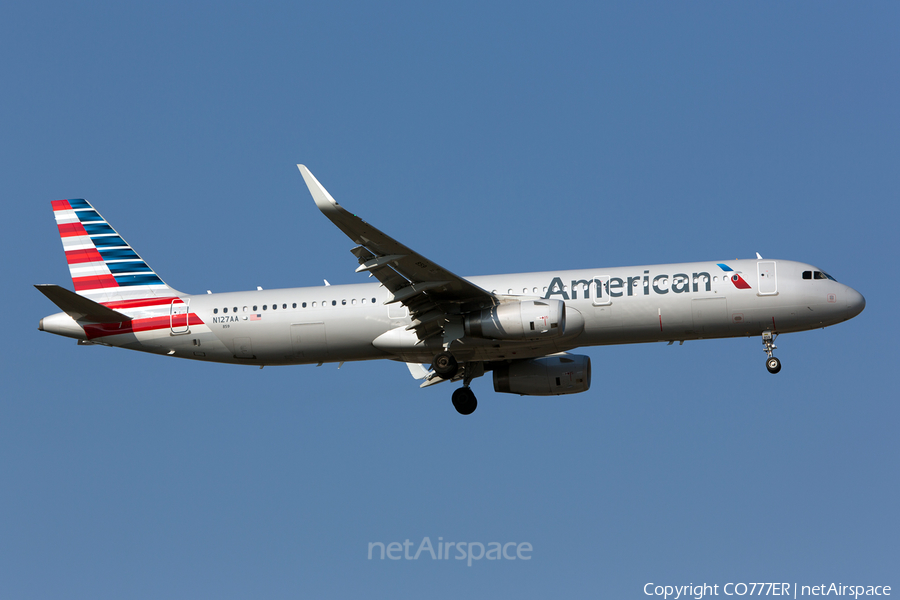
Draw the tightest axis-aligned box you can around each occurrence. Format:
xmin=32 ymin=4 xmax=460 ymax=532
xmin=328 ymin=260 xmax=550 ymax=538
xmin=493 ymin=355 xmax=591 ymax=396
xmin=465 ymin=300 xmax=565 ymax=340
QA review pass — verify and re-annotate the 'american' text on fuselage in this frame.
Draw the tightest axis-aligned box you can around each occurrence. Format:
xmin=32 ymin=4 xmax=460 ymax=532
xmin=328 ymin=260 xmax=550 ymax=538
xmin=543 ymin=271 xmax=713 ymax=300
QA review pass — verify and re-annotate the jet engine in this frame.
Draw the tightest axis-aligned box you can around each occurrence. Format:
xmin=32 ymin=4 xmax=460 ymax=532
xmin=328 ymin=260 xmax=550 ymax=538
xmin=465 ymin=299 xmax=565 ymax=341
xmin=493 ymin=355 xmax=591 ymax=396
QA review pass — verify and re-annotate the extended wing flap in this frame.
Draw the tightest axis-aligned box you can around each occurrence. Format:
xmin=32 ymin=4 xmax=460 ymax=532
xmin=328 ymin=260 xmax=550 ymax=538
xmin=35 ymin=284 xmax=131 ymax=323
xmin=405 ymin=362 xmax=431 ymax=380
xmin=297 ymin=166 xmax=496 ymax=325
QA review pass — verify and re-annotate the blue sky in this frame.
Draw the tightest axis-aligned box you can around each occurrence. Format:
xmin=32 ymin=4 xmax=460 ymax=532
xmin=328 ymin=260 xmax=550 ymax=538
xmin=2 ymin=2 xmax=897 ymax=598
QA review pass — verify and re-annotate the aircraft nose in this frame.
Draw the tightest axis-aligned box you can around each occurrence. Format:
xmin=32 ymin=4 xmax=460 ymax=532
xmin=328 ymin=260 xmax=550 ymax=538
xmin=845 ymin=287 xmax=866 ymax=319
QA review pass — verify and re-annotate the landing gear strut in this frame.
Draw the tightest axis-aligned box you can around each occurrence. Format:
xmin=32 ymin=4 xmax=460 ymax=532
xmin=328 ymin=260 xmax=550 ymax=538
xmin=452 ymin=386 xmax=477 ymax=415
xmin=762 ymin=331 xmax=781 ymax=374
xmin=431 ymin=352 xmax=478 ymax=414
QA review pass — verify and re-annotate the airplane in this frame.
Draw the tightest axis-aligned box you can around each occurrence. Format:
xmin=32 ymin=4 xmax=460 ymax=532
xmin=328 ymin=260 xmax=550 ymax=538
xmin=37 ymin=165 xmax=866 ymax=414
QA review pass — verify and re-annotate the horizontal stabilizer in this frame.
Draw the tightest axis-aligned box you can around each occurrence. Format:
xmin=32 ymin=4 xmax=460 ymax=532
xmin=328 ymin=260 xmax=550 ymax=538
xmin=35 ymin=284 xmax=131 ymax=323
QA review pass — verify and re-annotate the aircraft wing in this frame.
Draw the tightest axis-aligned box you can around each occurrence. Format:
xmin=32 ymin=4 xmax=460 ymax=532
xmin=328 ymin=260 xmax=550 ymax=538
xmin=298 ymin=165 xmax=497 ymax=341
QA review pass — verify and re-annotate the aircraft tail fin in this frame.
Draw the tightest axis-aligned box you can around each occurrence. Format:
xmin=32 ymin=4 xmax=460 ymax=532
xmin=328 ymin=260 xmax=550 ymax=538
xmin=50 ymin=199 xmax=181 ymax=304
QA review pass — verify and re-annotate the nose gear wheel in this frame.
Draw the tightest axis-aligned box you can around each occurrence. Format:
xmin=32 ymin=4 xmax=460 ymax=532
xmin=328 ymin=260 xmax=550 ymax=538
xmin=762 ymin=331 xmax=781 ymax=374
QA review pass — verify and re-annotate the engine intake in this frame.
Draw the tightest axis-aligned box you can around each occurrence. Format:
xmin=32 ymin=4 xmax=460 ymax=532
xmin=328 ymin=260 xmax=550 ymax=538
xmin=465 ymin=300 xmax=565 ymax=341
xmin=493 ymin=355 xmax=591 ymax=396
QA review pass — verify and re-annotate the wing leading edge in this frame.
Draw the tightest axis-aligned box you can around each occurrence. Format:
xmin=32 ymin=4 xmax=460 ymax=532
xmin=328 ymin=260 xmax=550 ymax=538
xmin=297 ymin=165 xmax=497 ymax=343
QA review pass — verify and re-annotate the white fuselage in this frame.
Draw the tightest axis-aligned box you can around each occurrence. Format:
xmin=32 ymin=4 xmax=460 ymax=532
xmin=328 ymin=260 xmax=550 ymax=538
xmin=40 ymin=258 xmax=866 ymax=367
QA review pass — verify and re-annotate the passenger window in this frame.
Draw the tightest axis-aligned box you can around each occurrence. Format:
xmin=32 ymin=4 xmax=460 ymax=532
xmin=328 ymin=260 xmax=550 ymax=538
xmin=214 ymin=308 xmax=219 ymax=314
xmin=302 ymin=302 xmax=307 ymax=308
xmin=272 ymin=304 xmax=277 ymax=310
xmin=311 ymin=302 xmax=316 ymax=307
xmin=263 ymin=305 xmax=267 ymax=310
xmin=253 ymin=305 xmax=257 ymax=311
xmin=802 ymin=271 xmax=812 ymax=279
xmin=352 ymin=299 xmax=357 ymax=305
xmin=292 ymin=303 xmax=297 ymax=309
xmin=223 ymin=307 xmax=228 ymax=313
xmin=342 ymin=299 xmax=347 ymax=305
xmin=243 ymin=306 xmax=247 ymax=312
xmin=371 ymin=298 xmax=377 ymax=304
xmin=332 ymin=300 xmax=337 ymax=306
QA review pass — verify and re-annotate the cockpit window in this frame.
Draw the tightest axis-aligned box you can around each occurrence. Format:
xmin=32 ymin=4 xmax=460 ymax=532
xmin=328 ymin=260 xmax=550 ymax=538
xmin=804 ymin=270 xmax=838 ymax=282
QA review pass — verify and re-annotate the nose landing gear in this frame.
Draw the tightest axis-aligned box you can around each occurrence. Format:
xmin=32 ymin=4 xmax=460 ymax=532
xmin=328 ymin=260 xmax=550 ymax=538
xmin=762 ymin=331 xmax=781 ymax=374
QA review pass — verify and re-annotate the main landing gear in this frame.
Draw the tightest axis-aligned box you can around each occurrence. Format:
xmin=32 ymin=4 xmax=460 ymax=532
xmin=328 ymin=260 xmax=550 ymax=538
xmin=432 ymin=351 xmax=477 ymax=415
xmin=432 ymin=351 xmax=459 ymax=379
xmin=762 ymin=330 xmax=781 ymax=374
xmin=452 ymin=387 xmax=477 ymax=415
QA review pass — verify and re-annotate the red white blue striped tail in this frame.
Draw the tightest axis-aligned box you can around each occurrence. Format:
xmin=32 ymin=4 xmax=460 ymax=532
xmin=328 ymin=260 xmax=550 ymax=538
xmin=51 ymin=199 xmax=181 ymax=304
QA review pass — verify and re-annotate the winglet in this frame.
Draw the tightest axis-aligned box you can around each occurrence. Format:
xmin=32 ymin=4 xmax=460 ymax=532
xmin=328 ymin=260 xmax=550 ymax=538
xmin=297 ymin=165 xmax=341 ymax=215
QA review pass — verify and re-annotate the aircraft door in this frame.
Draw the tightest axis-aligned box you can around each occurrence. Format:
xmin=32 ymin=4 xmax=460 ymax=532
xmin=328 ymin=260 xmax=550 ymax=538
xmin=387 ymin=291 xmax=409 ymax=320
xmin=170 ymin=299 xmax=190 ymax=334
xmin=591 ymin=276 xmax=611 ymax=306
xmin=590 ymin=276 xmax=622 ymax=328
xmin=757 ymin=261 xmax=777 ymax=295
